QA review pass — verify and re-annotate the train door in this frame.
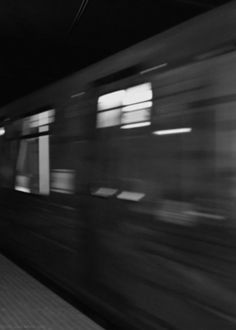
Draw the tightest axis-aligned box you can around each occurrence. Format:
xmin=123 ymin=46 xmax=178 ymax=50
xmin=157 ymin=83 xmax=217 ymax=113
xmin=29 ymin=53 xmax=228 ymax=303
xmin=89 ymin=77 xmax=154 ymax=313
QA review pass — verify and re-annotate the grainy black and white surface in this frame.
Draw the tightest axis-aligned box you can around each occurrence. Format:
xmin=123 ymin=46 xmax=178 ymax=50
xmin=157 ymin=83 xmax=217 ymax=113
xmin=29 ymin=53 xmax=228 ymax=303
xmin=0 ymin=253 xmax=104 ymax=330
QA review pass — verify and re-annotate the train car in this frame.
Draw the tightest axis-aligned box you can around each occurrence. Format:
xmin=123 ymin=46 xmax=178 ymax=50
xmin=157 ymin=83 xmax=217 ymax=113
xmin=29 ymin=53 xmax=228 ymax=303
xmin=1 ymin=1 xmax=236 ymax=329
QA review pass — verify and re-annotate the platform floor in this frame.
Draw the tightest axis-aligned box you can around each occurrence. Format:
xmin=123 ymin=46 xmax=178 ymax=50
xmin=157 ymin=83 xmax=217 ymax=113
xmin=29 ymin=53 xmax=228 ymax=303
xmin=0 ymin=253 xmax=104 ymax=330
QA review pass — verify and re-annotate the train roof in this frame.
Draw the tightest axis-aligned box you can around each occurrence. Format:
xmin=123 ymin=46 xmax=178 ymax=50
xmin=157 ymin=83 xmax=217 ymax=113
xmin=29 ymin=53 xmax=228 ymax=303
xmin=1 ymin=0 xmax=236 ymax=118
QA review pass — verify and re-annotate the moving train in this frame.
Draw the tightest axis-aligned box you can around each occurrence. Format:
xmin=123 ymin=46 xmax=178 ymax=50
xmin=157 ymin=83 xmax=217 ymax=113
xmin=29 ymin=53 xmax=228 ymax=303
xmin=1 ymin=1 xmax=236 ymax=329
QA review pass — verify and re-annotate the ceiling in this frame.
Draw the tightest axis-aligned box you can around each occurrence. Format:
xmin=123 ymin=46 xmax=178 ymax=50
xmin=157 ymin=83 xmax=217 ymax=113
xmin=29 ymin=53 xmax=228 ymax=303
xmin=0 ymin=0 xmax=232 ymax=106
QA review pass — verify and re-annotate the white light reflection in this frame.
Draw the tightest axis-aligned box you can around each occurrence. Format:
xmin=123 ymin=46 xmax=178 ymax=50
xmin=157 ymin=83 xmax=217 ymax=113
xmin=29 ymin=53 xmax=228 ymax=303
xmin=123 ymin=83 xmax=152 ymax=105
xmin=98 ymin=90 xmax=125 ymax=111
xmin=15 ymin=186 xmax=30 ymax=193
xmin=121 ymin=121 xmax=151 ymax=129
xmin=0 ymin=127 xmax=5 ymax=136
xmin=153 ymin=128 xmax=192 ymax=135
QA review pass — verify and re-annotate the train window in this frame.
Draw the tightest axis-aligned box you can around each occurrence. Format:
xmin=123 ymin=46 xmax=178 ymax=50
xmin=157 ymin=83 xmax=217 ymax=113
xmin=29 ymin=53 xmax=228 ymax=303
xmin=15 ymin=109 xmax=55 ymax=195
xmin=98 ymin=90 xmax=125 ymax=111
xmin=96 ymin=83 xmax=152 ymax=129
xmin=97 ymin=108 xmax=121 ymax=128
xmin=51 ymin=169 xmax=75 ymax=194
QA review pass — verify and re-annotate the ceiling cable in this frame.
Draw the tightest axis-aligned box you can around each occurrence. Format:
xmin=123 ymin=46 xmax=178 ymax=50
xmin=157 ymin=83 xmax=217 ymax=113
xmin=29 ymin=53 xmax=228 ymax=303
xmin=68 ymin=0 xmax=89 ymax=34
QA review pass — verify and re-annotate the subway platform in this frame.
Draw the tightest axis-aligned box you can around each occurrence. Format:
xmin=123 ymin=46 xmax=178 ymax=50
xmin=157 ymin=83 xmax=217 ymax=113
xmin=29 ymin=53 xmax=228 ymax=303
xmin=0 ymin=253 xmax=104 ymax=330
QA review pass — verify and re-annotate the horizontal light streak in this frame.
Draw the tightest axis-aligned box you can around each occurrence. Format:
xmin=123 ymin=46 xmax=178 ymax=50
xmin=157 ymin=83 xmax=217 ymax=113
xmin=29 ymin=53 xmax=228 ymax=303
xmin=122 ymin=101 xmax=152 ymax=112
xmin=51 ymin=188 xmax=73 ymax=194
xmin=140 ymin=63 xmax=168 ymax=75
xmin=153 ymin=128 xmax=192 ymax=135
xmin=121 ymin=121 xmax=151 ymax=129
xmin=185 ymin=211 xmax=225 ymax=221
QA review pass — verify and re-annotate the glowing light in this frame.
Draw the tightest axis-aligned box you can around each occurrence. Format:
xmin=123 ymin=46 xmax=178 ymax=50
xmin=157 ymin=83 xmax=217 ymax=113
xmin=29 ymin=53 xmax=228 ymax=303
xmin=98 ymin=90 xmax=125 ymax=111
xmin=0 ymin=127 xmax=5 ymax=136
xmin=121 ymin=121 xmax=151 ymax=129
xmin=123 ymin=83 xmax=152 ymax=106
xmin=15 ymin=186 xmax=30 ymax=193
xmin=153 ymin=128 xmax=192 ymax=135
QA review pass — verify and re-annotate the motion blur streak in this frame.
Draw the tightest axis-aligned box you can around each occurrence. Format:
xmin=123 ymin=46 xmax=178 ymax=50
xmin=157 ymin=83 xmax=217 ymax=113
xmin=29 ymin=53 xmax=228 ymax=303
xmin=1 ymin=2 xmax=236 ymax=330
xmin=121 ymin=121 xmax=151 ymax=129
xmin=153 ymin=128 xmax=192 ymax=135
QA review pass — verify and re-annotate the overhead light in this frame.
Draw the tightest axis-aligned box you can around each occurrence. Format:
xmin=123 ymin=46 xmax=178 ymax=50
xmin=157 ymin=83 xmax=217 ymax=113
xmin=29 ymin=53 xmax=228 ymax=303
xmin=0 ymin=127 xmax=5 ymax=136
xmin=153 ymin=128 xmax=192 ymax=135
xmin=121 ymin=121 xmax=151 ymax=129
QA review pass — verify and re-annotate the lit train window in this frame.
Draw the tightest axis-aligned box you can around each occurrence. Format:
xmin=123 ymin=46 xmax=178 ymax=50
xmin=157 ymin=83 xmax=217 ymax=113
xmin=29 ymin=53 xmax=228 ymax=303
xmin=96 ymin=83 xmax=152 ymax=129
xmin=15 ymin=109 xmax=55 ymax=195
xmin=98 ymin=90 xmax=125 ymax=111
xmin=51 ymin=169 xmax=75 ymax=194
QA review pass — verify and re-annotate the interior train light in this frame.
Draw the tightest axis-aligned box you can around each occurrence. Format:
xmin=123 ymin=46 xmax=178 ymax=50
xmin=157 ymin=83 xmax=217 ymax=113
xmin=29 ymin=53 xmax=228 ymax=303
xmin=0 ymin=127 xmax=5 ymax=136
xmin=153 ymin=128 xmax=192 ymax=135
xmin=121 ymin=121 xmax=151 ymax=129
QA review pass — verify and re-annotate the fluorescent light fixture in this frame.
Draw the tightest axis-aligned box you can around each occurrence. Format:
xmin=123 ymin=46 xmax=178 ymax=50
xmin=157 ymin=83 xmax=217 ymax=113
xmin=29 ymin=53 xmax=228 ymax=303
xmin=153 ymin=128 xmax=192 ymax=135
xmin=0 ymin=127 xmax=5 ymax=136
xmin=121 ymin=121 xmax=151 ymax=129
xmin=140 ymin=63 xmax=168 ymax=75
